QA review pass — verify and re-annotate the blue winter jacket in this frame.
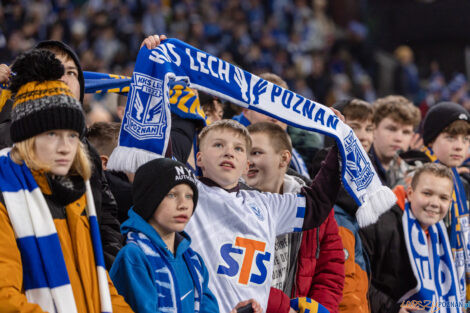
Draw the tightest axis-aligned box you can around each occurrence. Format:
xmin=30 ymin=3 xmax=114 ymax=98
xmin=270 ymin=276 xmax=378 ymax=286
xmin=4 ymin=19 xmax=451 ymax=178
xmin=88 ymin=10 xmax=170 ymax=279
xmin=110 ymin=209 xmax=219 ymax=313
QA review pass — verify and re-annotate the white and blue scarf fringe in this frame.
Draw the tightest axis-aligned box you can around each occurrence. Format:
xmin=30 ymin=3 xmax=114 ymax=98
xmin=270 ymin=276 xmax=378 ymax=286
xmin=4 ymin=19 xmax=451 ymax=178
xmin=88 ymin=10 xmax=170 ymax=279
xmin=0 ymin=149 xmax=112 ymax=313
xmin=126 ymin=231 xmax=203 ymax=312
xmin=400 ymin=202 xmax=461 ymax=310
xmin=107 ymin=38 xmax=396 ymax=227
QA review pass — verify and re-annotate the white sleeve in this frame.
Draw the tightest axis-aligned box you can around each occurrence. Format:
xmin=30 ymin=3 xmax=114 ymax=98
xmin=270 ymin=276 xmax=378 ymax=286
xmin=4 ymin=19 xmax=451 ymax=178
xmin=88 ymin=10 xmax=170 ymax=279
xmin=260 ymin=192 xmax=307 ymax=236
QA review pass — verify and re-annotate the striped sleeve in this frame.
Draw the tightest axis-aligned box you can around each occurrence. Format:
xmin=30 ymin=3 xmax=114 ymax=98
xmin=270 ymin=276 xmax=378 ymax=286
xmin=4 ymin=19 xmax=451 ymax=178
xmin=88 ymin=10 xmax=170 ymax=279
xmin=264 ymin=192 xmax=307 ymax=236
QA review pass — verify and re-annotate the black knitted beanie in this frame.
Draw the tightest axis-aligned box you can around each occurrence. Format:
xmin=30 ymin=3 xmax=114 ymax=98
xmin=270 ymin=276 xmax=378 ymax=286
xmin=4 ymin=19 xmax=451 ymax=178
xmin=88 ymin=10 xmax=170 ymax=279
xmin=422 ymin=101 xmax=470 ymax=146
xmin=133 ymin=158 xmax=199 ymax=221
xmin=9 ymin=49 xmax=86 ymax=143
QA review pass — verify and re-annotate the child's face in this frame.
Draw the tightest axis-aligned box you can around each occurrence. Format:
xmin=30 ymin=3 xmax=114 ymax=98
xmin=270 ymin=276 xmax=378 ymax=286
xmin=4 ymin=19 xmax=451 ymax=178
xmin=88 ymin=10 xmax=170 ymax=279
xmin=197 ymin=129 xmax=249 ymax=189
xmin=346 ymin=117 xmax=374 ymax=153
xmin=245 ymin=132 xmax=288 ymax=193
xmin=34 ymin=129 xmax=80 ymax=176
xmin=431 ymin=132 xmax=470 ymax=167
xmin=373 ymin=117 xmax=414 ymax=163
xmin=407 ymin=172 xmax=453 ymax=230
xmin=149 ymin=184 xmax=194 ymax=236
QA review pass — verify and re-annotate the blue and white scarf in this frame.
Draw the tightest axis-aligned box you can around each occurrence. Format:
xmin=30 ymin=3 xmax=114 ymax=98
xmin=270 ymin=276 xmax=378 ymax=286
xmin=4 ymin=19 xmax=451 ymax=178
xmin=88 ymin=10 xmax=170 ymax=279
xmin=423 ymin=147 xmax=470 ymax=301
xmin=107 ymin=38 xmax=396 ymax=226
xmin=126 ymin=231 xmax=204 ymax=313
xmin=0 ymin=149 xmax=112 ymax=313
xmin=400 ymin=202 xmax=461 ymax=310
xmin=84 ymin=71 xmax=131 ymax=94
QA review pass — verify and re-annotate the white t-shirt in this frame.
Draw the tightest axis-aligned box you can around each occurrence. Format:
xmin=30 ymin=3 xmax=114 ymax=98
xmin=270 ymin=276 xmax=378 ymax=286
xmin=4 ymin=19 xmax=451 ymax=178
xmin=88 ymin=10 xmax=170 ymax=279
xmin=185 ymin=180 xmax=306 ymax=313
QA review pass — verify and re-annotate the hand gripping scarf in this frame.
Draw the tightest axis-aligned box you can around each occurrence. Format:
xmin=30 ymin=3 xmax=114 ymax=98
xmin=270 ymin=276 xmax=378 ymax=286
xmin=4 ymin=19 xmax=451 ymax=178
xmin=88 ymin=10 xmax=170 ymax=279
xmin=400 ymin=202 xmax=461 ymax=311
xmin=107 ymin=38 xmax=396 ymax=227
xmin=0 ymin=149 xmax=112 ymax=313
xmin=423 ymin=146 xmax=470 ymax=301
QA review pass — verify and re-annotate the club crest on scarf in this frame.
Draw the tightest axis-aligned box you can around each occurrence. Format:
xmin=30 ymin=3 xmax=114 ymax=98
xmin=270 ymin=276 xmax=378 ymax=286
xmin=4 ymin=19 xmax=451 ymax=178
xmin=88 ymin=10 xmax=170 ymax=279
xmin=344 ymin=130 xmax=374 ymax=191
xmin=124 ymin=72 xmax=166 ymax=140
xmin=108 ymin=38 xmax=397 ymax=228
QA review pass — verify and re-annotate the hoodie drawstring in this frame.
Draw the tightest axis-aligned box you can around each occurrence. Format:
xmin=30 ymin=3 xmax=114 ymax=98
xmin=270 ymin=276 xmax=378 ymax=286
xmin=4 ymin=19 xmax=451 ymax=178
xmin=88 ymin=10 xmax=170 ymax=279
xmin=315 ymin=227 xmax=320 ymax=259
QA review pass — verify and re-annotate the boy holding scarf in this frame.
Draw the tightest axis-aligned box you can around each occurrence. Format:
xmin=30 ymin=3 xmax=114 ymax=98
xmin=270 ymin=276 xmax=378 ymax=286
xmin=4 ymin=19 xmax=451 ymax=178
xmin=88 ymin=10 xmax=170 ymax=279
xmin=106 ymin=37 xmax=397 ymax=312
xmin=360 ymin=163 xmax=460 ymax=313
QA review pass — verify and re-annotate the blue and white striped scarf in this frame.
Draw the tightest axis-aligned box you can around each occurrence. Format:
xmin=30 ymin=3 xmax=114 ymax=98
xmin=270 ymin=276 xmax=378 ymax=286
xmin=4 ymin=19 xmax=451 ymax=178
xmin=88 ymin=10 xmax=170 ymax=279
xmin=126 ymin=231 xmax=204 ymax=313
xmin=424 ymin=147 xmax=470 ymax=301
xmin=400 ymin=202 xmax=461 ymax=310
xmin=107 ymin=38 xmax=396 ymax=227
xmin=0 ymin=149 xmax=112 ymax=313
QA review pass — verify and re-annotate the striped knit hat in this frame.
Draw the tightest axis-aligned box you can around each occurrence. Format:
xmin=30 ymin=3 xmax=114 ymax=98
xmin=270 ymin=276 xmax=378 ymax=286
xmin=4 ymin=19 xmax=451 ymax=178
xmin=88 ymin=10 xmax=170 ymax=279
xmin=9 ymin=49 xmax=85 ymax=143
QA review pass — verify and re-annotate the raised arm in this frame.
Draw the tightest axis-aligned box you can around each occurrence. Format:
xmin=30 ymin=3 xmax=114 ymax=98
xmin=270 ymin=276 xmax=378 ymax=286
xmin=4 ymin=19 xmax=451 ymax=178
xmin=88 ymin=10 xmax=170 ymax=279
xmin=300 ymin=145 xmax=341 ymax=230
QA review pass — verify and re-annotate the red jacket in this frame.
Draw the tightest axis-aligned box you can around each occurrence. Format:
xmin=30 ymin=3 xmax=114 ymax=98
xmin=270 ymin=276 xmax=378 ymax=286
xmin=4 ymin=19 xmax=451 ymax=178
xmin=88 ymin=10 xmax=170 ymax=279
xmin=267 ymin=209 xmax=345 ymax=313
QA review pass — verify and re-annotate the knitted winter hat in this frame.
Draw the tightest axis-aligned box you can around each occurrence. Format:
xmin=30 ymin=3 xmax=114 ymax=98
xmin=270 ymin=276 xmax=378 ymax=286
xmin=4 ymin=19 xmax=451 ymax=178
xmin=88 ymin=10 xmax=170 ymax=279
xmin=133 ymin=158 xmax=199 ymax=221
xmin=9 ymin=49 xmax=86 ymax=143
xmin=422 ymin=101 xmax=470 ymax=146
xmin=35 ymin=40 xmax=85 ymax=103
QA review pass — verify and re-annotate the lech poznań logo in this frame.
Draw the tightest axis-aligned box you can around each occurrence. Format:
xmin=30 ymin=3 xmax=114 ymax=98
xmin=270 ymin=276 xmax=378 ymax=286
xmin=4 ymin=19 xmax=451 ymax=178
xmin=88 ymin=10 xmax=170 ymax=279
xmin=344 ymin=130 xmax=374 ymax=191
xmin=124 ymin=72 xmax=166 ymax=140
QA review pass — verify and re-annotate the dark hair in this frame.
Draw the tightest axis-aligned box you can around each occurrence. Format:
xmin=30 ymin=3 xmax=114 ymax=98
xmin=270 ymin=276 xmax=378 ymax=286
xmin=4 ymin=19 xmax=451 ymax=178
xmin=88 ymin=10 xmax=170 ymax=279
xmin=199 ymin=90 xmax=222 ymax=115
xmin=86 ymin=122 xmax=121 ymax=156
xmin=247 ymin=122 xmax=292 ymax=153
xmin=411 ymin=163 xmax=453 ymax=190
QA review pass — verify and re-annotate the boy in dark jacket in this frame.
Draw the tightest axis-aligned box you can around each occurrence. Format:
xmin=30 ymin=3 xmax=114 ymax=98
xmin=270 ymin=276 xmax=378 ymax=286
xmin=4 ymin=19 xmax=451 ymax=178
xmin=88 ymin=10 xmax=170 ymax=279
xmin=87 ymin=122 xmax=133 ymax=224
xmin=360 ymin=163 xmax=459 ymax=313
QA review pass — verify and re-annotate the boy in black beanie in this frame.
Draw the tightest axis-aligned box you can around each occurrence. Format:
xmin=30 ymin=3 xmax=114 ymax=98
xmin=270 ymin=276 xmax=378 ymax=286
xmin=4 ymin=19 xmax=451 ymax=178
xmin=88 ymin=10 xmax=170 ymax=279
xmin=110 ymin=158 xmax=220 ymax=313
xmin=110 ymin=158 xmax=261 ymax=313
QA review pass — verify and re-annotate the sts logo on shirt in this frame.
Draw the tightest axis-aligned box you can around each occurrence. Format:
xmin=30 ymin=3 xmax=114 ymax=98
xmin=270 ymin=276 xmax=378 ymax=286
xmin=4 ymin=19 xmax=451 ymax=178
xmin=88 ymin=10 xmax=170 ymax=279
xmin=216 ymin=236 xmax=271 ymax=285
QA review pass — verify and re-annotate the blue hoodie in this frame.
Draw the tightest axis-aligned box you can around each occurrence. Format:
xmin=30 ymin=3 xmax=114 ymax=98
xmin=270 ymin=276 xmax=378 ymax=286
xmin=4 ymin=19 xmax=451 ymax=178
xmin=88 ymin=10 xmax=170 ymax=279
xmin=110 ymin=209 xmax=219 ymax=313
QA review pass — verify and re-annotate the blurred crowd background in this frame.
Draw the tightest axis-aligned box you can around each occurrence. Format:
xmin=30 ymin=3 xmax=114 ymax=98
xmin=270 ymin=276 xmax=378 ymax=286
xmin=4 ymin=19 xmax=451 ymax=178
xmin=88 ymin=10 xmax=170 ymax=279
xmin=2 ymin=0 xmax=470 ymax=119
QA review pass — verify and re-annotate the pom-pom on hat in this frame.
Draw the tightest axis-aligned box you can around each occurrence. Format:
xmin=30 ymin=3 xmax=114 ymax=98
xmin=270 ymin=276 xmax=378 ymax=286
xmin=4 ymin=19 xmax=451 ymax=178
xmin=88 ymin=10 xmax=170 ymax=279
xmin=133 ymin=158 xmax=199 ymax=221
xmin=9 ymin=49 xmax=86 ymax=143
xmin=422 ymin=101 xmax=470 ymax=146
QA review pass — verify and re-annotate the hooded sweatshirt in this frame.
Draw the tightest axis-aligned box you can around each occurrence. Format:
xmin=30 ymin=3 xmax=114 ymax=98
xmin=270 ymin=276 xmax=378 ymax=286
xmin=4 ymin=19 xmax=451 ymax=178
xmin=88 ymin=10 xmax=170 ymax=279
xmin=110 ymin=209 xmax=219 ymax=313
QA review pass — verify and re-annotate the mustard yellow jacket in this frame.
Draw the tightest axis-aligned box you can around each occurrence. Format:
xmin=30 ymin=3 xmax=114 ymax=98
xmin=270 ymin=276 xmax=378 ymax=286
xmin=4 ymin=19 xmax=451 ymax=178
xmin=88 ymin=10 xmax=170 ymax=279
xmin=0 ymin=171 xmax=133 ymax=313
